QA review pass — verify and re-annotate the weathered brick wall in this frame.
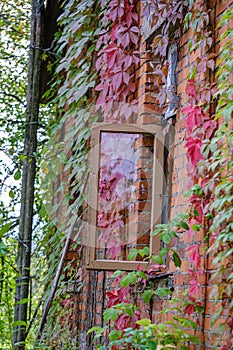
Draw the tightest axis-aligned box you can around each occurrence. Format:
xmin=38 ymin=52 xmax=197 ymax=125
xmin=63 ymin=1 xmax=233 ymax=349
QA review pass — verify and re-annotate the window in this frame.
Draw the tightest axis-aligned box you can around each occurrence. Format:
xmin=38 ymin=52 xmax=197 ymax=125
xmin=86 ymin=123 xmax=164 ymax=271
xmin=164 ymin=43 xmax=178 ymax=119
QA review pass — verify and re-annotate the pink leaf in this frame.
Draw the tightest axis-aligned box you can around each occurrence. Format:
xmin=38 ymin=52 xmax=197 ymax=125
xmin=130 ymin=26 xmax=140 ymax=33
xmin=190 ymin=194 xmax=203 ymax=223
xmin=129 ymin=31 xmax=138 ymax=45
xmin=118 ymin=286 xmax=130 ymax=301
xmin=132 ymin=12 xmax=138 ymax=21
xmin=197 ymin=60 xmax=207 ymax=73
xmin=187 ymin=244 xmax=201 ymax=269
xmin=124 ymin=55 xmax=133 ymax=69
xmin=185 ymin=137 xmax=204 ymax=166
xmin=95 ymin=83 xmax=104 ymax=91
xmin=182 ymin=105 xmax=202 ymax=133
xmin=207 ymin=59 xmax=215 ymax=71
xmin=186 ymin=79 xmax=197 ymax=98
xmin=112 ymin=72 xmax=122 ymax=91
xmin=126 ymin=12 xmax=133 ymax=27
xmin=123 ymin=72 xmax=130 ymax=84
xmin=189 ymin=278 xmax=201 ymax=297
xmin=203 ymin=119 xmax=217 ymax=138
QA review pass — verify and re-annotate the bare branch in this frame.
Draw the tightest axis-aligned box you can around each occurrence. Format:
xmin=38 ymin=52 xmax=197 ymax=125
xmin=1 ymin=92 xmax=26 ymax=106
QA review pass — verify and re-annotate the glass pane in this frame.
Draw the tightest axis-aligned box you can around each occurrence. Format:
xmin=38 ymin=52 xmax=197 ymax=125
xmin=96 ymin=131 xmax=154 ymax=261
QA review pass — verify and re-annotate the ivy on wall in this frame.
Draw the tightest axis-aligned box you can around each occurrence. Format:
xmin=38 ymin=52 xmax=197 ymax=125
xmin=37 ymin=0 xmax=233 ymax=348
xmin=38 ymin=0 xmax=101 ymax=346
xmin=89 ymin=1 xmax=233 ymax=349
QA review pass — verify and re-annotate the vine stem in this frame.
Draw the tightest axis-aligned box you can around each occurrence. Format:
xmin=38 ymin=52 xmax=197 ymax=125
xmin=37 ymin=218 xmax=78 ymax=339
xmin=37 ymin=174 xmax=89 ymax=340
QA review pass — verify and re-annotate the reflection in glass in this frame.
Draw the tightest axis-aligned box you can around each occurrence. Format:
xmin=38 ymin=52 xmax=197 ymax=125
xmin=96 ymin=132 xmax=154 ymax=260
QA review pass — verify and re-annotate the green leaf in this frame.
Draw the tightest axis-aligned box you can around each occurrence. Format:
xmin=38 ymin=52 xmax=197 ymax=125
xmin=87 ymin=326 xmax=104 ymax=335
xmin=136 ymin=271 xmax=147 ymax=280
xmin=17 ymin=298 xmax=29 ymax=305
xmin=147 ymin=340 xmax=157 ymax=350
xmin=186 ymin=334 xmax=200 ymax=344
xmin=152 ymin=255 xmax=164 ymax=265
xmin=141 ymin=246 xmax=150 ymax=256
xmin=0 ymin=241 xmax=8 ymax=255
xmin=172 ymin=251 xmax=181 ymax=268
xmin=174 ymin=317 xmax=198 ymax=330
xmin=109 ymin=330 xmax=122 ymax=341
xmin=192 ymin=184 xmax=202 ymax=196
xmin=160 ymin=247 xmax=169 ymax=256
xmin=13 ymin=320 xmax=27 ymax=327
xmin=120 ymin=272 xmax=137 ymax=287
xmin=14 ymin=169 xmax=21 ymax=180
xmin=179 ymin=221 xmax=189 ymax=230
xmin=136 ymin=318 xmax=151 ymax=326
xmin=142 ymin=289 xmax=154 ymax=304
xmin=111 ymin=270 xmax=124 ymax=278
xmin=184 ymin=189 xmax=192 ymax=197
xmin=194 ymin=304 xmax=204 ymax=314
xmin=161 ymin=233 xmax=172 ymax=244
xmin=154 ymin=288 xmax=172 ymax=297
xmin=0 ymin=222 xmax=14 ymax=238
xmin=128 ymin=249 xmax=139 ymax=260
xmin=192 ymin=224 xmax=200 ymax=232
xmin=9 ymin=189 xmax=15 ymax=199
xmin=125 ymin=306 xmax=134 ymax=317
xmin=103 ymin=308 xmax=119 ymax=323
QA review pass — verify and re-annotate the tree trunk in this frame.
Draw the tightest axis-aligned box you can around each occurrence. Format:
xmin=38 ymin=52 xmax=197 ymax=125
xmin=13 ymin=0 xmax=43 ymax=348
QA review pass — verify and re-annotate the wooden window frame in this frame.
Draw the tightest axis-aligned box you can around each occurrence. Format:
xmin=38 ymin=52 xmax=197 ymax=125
xmin=86 ymin=123 xmax=164 ymax=271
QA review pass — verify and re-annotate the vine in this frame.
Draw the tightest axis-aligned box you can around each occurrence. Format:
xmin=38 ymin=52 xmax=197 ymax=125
xmin=96 ymin=0 xmax=139 ymax=121
xmin=37 ymin=0 xmax=102 ymax=346
xmin=33 ymin=0 xmax=233 ymax=348
xmin=89 ymin=0 xmax=233 ymax=349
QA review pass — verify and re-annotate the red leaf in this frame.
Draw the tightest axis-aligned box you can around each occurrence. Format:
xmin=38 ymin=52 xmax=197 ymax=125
xmin=190 ymin=194 xmax=203 ymax=223
xmin=187 ymin=244 xmax=201 ymax=269
xmin=112 ymin=72 xmax=122 ymax=91
xmin=108 ymin=50 xmax=117 ymax=69
xmin=118 ymin=286 xmax=130 ymax=301
xmin=185 ymin=137 xmax=204 ymax=166
xmin=189 ymin=278 xmax=201 ymax=297
xmin=103 ymin=43 xmax=118 ymax=53
xmin=126 ymin=12 xmax=133 ymax=27
xmin=182 ymin=105 xmax=202 ymax=133
xmin=118 ymin=31 xmax=130 ymax=48
xmin=203 ymin=119 xmax=217 ymax=138
xmin=186 ymin=79 xmax=197 ymax=98
xmin=110 ymin=24 xmax=118 ymax=41
xmin=184 ymin=304 xmax=195 ymax=315
xmin=106 ymin=291 xmax=120 ymax=307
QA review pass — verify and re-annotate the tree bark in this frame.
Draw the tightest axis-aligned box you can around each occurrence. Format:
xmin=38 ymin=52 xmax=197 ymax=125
xmin=13 ymin=0 xmax=43 ymax=348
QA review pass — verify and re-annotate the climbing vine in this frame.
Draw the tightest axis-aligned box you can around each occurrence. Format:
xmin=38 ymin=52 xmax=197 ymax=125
xmin=37 ymin=0 xmax=101 ymax=346
xmin=96 ymin=0 xmax=139 ymax=121
xmin=89 ymin=0 xmax=233 ymax=349
xmin=35 ymin=0 xmax=233 ymax=348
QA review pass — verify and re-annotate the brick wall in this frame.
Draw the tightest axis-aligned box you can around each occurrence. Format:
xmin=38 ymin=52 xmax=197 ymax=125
xmin=62 ymin=1 xmax=233 ymax=349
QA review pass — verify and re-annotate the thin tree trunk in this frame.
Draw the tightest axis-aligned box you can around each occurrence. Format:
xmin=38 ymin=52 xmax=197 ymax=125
xmin=13 ymin=0 xmax=43 ymax=348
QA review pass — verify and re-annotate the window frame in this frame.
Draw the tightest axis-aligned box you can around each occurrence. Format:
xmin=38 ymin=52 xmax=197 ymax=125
xmin=86 ymin=123 xmax=164 ymax=271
